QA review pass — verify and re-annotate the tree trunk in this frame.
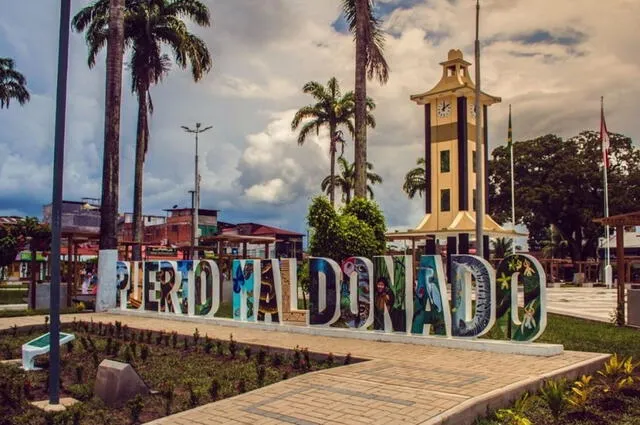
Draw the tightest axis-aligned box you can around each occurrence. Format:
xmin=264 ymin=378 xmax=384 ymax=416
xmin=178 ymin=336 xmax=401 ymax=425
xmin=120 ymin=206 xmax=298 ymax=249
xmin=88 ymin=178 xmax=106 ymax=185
xmin=29 ymin=248 xmax=36 ymax=309
xmin=353 ymin=0 xmax=368 ymax=199
xmin=132 ymin=87 xmax=148 ymax=261
xmin=99 ymin=0 xmax=124 ymax=252
xmin=329 ymin=121 xmax=337 ymax=206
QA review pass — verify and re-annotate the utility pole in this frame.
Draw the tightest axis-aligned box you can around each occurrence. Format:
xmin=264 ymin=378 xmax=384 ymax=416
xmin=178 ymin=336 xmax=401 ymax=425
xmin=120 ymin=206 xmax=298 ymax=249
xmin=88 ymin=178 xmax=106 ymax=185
xmin=49 ymin=0 xmax=71 ymax=405
xmin=181 ymin=123 xmax=212 ymax=260
xmin=474 ymin=0 xmax=484 ymax=258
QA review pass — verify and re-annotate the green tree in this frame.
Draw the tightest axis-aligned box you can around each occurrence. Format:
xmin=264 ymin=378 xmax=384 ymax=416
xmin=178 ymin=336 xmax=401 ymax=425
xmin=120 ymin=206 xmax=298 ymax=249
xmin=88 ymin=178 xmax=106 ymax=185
xmin=73 ymin=0 xmax=213 ymax=260
xmin=307 ymin=196 xmax=386 ymax=263
xmin=320 ymin=157 xmax=382 ymax=204
xmin=291 ymin=77 xmax=375 ymax=206
xmin=491 ymin=237 xmax=513 ymax=259
xmin=0 ymin=226 xmax=19 ymax=280
xmin=489 ymin=131 xmax=640 ymax=262
xmin=0 ymin=57 xmax=30 ymax=109
xmin=342 ymin=0 xmax=389 ymax=199
xmin=402 ymin=157 xmax=427 ymax=199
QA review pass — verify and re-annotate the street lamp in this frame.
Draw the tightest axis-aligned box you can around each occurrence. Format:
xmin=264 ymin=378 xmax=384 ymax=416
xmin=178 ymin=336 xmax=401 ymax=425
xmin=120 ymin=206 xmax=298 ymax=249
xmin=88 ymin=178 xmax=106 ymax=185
xmin=49 ymin=0 xmax=71 ymax=405
xmin=181 ymin=123 xmax=212 ymax=260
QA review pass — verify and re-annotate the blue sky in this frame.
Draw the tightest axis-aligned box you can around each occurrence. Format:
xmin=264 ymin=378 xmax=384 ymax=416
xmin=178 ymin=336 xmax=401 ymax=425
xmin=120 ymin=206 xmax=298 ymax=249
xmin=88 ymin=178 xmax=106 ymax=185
xmin=1 ymin=0 xmax=639 ymax=238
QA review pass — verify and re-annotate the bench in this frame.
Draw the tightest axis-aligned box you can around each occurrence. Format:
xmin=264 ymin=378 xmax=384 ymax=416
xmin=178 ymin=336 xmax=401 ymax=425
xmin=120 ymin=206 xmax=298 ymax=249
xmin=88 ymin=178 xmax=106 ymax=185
xmin=22 ymin=332 xmax=75 ymax=371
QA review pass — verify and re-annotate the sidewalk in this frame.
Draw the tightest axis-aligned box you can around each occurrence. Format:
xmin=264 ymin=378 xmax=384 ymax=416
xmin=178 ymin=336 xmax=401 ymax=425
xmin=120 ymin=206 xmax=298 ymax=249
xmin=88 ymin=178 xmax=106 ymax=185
xmin=0 ymin=313 xmax=608 ymax=425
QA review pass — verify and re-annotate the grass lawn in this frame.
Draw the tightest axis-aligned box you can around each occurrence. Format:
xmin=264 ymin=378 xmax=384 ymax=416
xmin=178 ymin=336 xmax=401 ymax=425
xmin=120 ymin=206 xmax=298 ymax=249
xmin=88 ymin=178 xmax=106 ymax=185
xmin=484 ymin=312 xmax=640 ymax=358
xmin=0 ymin=288 xmax=27 ymax=304
xmin=478 ymin=314 xmax=640 ymax=425
xmin=0 ymin=319 xmax=346 ymax=425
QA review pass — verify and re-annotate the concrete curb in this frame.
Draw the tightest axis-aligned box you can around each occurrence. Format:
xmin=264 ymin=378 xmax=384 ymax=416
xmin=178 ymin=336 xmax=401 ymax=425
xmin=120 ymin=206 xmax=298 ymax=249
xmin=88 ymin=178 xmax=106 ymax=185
xmin=420 ymin=353 xmax=610 ymax=425
xmin=108 ymin=309 xmax=564 ymax=357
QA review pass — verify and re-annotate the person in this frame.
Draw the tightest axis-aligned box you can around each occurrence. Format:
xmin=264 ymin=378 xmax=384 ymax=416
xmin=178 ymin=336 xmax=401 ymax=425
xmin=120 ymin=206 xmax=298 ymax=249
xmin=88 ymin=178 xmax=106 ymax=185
xmin=82 ymin=272 xmax=91 ymax=294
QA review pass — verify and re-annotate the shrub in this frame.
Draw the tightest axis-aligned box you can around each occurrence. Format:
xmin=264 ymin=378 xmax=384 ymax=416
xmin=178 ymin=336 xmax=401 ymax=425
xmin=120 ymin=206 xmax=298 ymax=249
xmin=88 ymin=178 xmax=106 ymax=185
xmin=123 ymin=345 xmax=134 ymax=363
xmin=130 ymin=341 xmax=137 ymax=358
xmin=237 ymin=379 xmax=246 ymax=394
xmin=105 ymin=338 xmax=113 ymax=355
xmin=326 ymin=352 xmax=334 ymax=366
xmin=257 ymin=349 xmax=266 ymax=365
xmin=74 ymin=366 xmax=83 ymax=384
xmin=229 ymin=334 xmax=237 ymax=359
xmin=244 ymin=346 xmax=252 ymax=360
xmin=271 ymin=353 xmax=283 ymax=367
xmin=597 ymin=354 xmax=637 ymax=393
xmin=496 ymin=392 xmax=534 ymax=425
xmin=145 ymin=330 xmax=152 ymax=344
xmin=344 ymin=353 xmax=352 ymax=365
xmin=567 ymin=375 xmax=595 ymax=411
xmin=171 ymin=331 xmax=178 ymax=349
xmin=67 ymin=383 xmax=93 ymax=402
xmin=140 ymin=345 xmax=150 ymax=362
xmin=65 ymin=341 xmax=74 ymax=354
xmin=127 ymin=394 xmax=144 ymax=424
xmin=160 ymin=382 xmax=175 ymax=416
xmin=193 ymin=328 xmax=200 ymax=346
xmin=216 ymin=341 xmax=224 ymax=357
xmin=539 ymin=379 xmax=568 ymax=423
xmin=256 ymin=366 xmax=266 ymax=387
xmin=92 ymin=352 xmax=99 ymax=368
xmin=208 ymin=379 xmax=219 ymax=401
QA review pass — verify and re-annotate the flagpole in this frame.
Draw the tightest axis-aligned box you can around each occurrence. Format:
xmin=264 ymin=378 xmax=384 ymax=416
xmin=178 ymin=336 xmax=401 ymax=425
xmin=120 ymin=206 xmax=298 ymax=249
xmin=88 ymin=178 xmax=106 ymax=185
xmin=474 ymin=0 xmax=484 ymax=258
xmin=602 ymin=96 xmax=612 ymax=288
xmin=509 ymin=105 xmax=516 ymax=254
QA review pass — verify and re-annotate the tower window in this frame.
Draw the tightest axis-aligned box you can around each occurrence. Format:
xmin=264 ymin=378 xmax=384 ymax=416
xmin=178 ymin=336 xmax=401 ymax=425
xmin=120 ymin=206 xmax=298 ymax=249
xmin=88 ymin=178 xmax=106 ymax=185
xmin=472 ymin=150 xmax=476 ymax=173
xmin=440 ymin=150 xmax=450 ymax=173
xmin=447 ymin=66 xmax=455 ymax=77
xmin=441 ymin=189 xmax=451 ymax=212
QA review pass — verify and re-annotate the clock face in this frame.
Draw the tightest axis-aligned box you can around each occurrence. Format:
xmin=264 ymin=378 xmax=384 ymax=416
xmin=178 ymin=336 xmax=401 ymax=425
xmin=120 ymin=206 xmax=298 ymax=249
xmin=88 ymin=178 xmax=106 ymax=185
xmin=437 ymin=100 xmax=451 ymax=118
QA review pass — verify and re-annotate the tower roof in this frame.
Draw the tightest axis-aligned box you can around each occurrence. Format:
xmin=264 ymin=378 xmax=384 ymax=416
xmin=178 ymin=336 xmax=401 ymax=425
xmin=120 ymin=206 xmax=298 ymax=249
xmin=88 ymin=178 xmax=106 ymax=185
xmin=410 ymin=49 xmax=501 ymax=105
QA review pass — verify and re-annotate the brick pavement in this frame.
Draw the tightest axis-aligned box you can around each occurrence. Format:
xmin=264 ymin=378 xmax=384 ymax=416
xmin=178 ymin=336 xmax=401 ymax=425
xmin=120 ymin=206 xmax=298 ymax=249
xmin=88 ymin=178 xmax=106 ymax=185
xmin=0 ymin=313 xmax=609 ymax=425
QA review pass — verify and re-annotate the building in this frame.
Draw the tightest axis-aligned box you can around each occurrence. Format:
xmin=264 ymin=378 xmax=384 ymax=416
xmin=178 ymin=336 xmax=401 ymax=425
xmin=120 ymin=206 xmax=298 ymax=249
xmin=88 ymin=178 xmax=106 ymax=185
xmin=407 ymin=49 xmax=520 ymax=257
xmin=215 ymin=223 xmax=304 ymax=260
xmin=42 ymin=198 xmax=101 ymax=235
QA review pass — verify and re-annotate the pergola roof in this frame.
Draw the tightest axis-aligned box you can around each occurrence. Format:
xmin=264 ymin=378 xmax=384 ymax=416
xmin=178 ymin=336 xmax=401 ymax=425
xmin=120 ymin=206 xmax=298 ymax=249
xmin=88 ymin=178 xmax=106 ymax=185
xmin=385 ymin=231 xmax=433 ymax=241
xmin=413 ymin=211 xmax=527 ymax=238
xmin=593 ymin=211 xmax=640 ymax=227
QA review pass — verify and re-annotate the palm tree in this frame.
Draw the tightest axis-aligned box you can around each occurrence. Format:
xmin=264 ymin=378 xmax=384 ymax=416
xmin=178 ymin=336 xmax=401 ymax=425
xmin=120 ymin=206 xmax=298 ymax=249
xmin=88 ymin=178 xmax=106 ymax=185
xmin=73 ymin=0 xmax=213 ymax=260
xmin=342 ymin=0 xmax=389 ymax=199
xmin=321 ymin=157 xmax=382 ymax=204
xmin=0 ymin=57 xmax=30 ymax=109
xmin=402 ymin=157 xmax=427 ymax=199
xmin=291 ymin=77 xmax=375 ymax=206
xmin=491 ymin=237 xmax=513 ymax=259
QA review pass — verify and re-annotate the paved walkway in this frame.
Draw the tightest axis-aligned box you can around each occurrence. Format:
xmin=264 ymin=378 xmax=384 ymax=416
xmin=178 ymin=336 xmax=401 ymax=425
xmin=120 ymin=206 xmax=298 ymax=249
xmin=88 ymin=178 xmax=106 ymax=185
xmin=1 ymin=313 xmax=608 ymax=425
xmin=545 ymin=287 xmax=618 ymax=323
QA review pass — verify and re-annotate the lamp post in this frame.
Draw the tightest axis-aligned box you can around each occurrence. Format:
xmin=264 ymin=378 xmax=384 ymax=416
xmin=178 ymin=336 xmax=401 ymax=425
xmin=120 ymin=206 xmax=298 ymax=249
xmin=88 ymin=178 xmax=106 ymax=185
xmin=49 ymin=0 xmax=71 ymax=405
xmin=181 ymin=123 xmax=212 ymax=260
xmin=474 ymin=0 xmax=484 ymax=258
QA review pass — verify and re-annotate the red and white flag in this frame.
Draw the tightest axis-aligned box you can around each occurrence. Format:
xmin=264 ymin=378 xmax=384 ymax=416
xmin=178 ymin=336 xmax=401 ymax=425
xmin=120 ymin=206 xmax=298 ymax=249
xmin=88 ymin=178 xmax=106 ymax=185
xmin=601 ymin=103 xmax=610 ymax=168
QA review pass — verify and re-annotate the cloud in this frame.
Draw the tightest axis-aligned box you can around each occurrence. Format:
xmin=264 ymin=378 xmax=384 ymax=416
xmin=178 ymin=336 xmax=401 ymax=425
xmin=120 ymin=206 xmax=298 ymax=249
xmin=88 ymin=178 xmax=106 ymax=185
xmin=1 ymin=0 xmax=639 ymax=238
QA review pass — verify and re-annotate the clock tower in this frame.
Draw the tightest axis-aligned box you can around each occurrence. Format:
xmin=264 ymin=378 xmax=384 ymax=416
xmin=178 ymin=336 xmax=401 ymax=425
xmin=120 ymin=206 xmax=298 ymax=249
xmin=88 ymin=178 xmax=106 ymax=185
xmin=410 ymin=49 xmax=512 ymax=258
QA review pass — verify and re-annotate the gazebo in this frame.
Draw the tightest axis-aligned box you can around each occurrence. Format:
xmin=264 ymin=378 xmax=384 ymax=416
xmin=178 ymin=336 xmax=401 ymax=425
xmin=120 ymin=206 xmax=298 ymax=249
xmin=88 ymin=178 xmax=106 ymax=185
xmin=593 ymin=211 xmax=640 ymax=324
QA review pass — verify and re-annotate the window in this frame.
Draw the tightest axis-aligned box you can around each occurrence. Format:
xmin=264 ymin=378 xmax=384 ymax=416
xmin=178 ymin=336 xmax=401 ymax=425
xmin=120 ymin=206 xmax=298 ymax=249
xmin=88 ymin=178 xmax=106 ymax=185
xmin=471 ymin=150 xmax=477 ymax=173
xmin=447 ymin=66 xmax=455 ymax=77
xmin=440 ymin=150 xmax=450 ymax=173
xmin=441 ymin=189 xmax=451 ymax=212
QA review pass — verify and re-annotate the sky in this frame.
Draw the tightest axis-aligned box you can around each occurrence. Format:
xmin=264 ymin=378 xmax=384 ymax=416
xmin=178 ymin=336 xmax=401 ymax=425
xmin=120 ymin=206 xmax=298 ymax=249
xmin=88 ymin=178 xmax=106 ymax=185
xmin=1 ymin=0 xmax=639 ymax=237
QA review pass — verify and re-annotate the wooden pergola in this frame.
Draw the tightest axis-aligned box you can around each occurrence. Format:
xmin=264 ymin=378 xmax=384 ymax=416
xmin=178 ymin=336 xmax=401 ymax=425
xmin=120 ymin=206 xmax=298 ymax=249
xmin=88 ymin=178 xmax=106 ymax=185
xmin=385 ymin=231 xmax=433 ymax=273
xmin=593 ymin=211 xmax=640 ymax=324
xmin=200 ymin=234 xmax=277 ymax=259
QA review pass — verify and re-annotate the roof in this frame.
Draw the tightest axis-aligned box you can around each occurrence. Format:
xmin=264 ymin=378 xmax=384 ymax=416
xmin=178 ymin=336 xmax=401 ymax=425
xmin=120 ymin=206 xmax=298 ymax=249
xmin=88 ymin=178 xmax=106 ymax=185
xmin=251 ymin=224 xmax=304 ymax=237
xmin=413 ymin=211 xmax=527 ymax=238
xmin=202 ymin=234 xmax=276 ymax=244
xmin=410 ymin=49 xmax=501 ymax=105
xmin=593 ymin=211 xmax=640 ymax=227
xmin=0 ymin=216 xmax=21 ymax=226
xmin=166 ymin=208 xmax=218 ymax=215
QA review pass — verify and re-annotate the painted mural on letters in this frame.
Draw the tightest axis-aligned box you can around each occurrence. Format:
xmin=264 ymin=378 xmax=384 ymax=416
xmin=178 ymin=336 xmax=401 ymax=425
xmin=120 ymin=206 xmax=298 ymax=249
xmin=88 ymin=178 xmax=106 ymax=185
xmin=115 ymin=254 xmax=547 ymax=343
xmin=496 ymin=254 xmax=547 ymax=341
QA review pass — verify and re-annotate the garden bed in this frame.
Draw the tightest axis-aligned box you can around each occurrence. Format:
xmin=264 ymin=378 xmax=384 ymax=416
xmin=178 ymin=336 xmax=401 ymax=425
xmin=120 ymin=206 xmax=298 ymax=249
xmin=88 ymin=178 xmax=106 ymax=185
xmin=0 ymin=319 xmax=350 ymax=425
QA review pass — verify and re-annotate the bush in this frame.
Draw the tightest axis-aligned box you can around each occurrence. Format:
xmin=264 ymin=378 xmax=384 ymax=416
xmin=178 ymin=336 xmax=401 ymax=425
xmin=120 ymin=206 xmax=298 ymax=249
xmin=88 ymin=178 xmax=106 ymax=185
xmin=67 ymin=383 xmax=93 ymax=402
xmin=127 ymin=394 xmax=144 ymax=424
xmin=140 ymin=345 xmax=150 ymax=361
xmin=539 ymin=379 xmax=568 ymax=423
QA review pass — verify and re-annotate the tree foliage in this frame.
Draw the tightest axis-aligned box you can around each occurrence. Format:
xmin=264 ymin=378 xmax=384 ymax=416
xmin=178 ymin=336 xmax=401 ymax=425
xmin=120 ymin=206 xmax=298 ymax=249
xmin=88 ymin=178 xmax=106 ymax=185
xmin=0 ymin=57 xmax=30 ymax=109
xmin=307 ymin=196 xmax=386 ymax=263
xmin=0 ymin=218 xmax=50 ymax=270
xmin=402 ymin=157 xmax=427 ymax=199
xmin=489 ymin=131 xmax=640 ymax=261
xmin=320 ymin=157 xmax=382 ymax=204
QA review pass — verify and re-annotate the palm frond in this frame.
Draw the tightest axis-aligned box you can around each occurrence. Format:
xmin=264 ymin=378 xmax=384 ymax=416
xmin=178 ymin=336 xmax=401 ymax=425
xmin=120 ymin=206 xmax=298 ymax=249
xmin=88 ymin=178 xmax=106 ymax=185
xmin=296 ymin=120 xmax=319 ymax=146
